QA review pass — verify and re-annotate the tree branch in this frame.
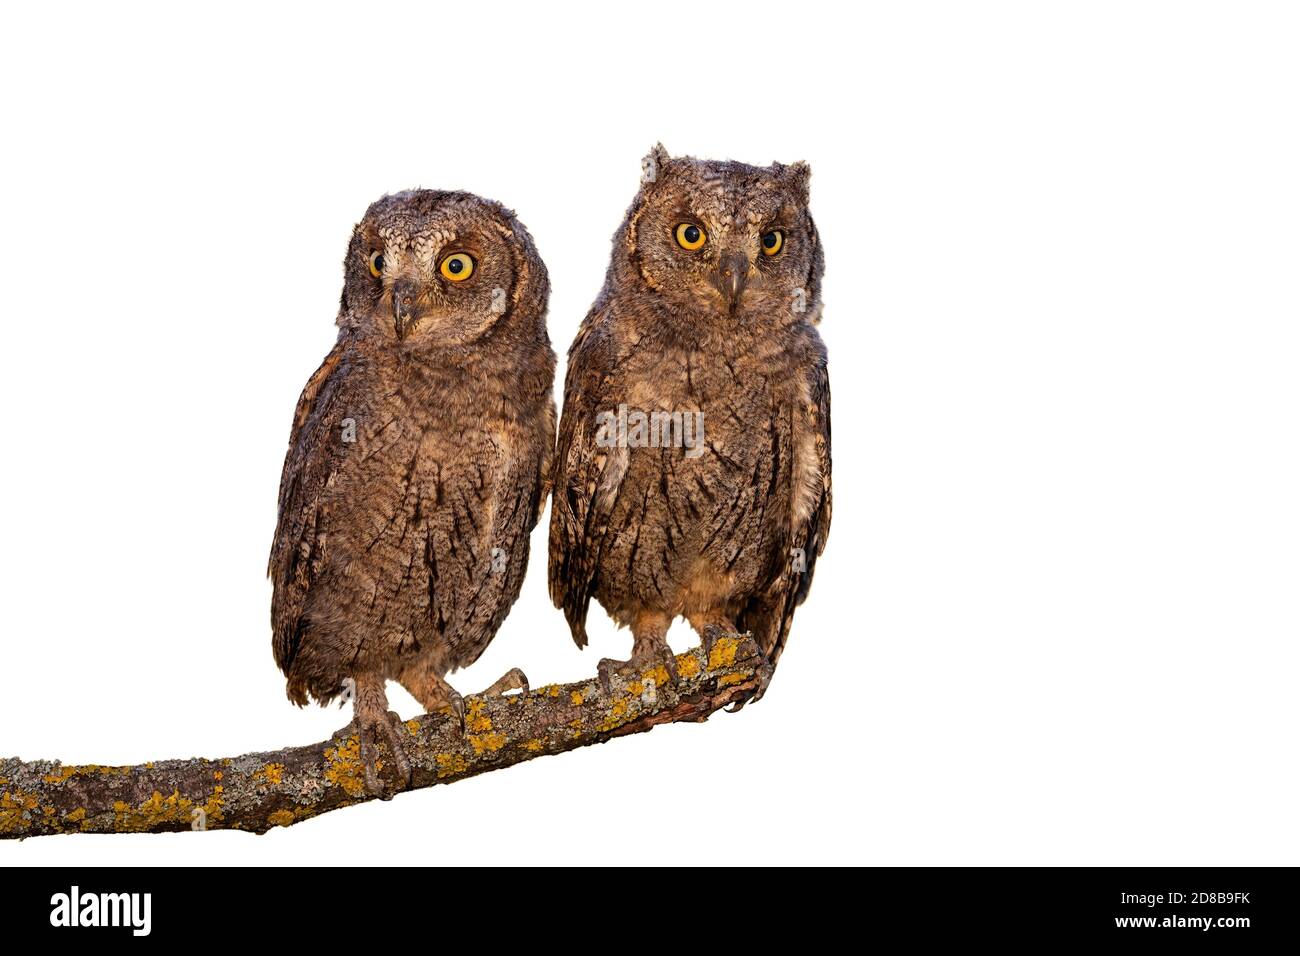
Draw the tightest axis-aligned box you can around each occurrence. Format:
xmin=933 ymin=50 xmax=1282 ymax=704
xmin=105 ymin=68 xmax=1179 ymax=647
xmin=0 ymin=636 xmax=762 ymax=839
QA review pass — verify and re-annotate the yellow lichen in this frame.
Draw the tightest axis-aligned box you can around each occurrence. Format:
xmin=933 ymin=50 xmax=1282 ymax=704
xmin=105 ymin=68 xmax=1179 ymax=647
xmin=259 ymin=763 xmax=284 ymax=786
xmin=677 ymin=655 xmax=701 ymax=679
xmin=708 ymin=636 xmax=740 ymax=670
xmin=267 ymin=809 xmax=295 ymax=828
xmin=106 ymin=788 xmax=202 ymax=833
xmin=39 ymin=764 xmax=132 ymax=785
xmin=468 ymin=731 xmax=507 ymax=754
xmin=0 ymin=787 xmax=42 ymax=835
xmin=323 ymin=735 xmax=366 ymax=797
xmin=467 ymin=699 xmax=493 ymax=733
xmin=522 ymin=738 xmax=544 ymax=752
xmin=405 ymin=719 xmax=421 ymax=736
xmin=570 ymin=690 xmax=584 ymax=706
xmin=435 ymin=752 xmax=468 ymax=778
xmin=719 ymin=673 xmax=747 ymax=686
xmin=596 ymin=699 xmax=629 ymax=731
xmin=642 ymin=664 xmax=671 ymax=688
xmin=203 ymin=785 xmax=225 ymax=825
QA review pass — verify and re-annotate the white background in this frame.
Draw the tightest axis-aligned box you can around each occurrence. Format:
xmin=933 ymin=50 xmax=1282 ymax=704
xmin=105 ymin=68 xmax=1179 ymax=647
xmin=1 ymin=2 xmax=1296 ymax=866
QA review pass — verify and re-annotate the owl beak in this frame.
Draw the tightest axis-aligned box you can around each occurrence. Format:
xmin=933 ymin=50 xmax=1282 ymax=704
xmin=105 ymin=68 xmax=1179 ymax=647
xmin=715 ymin=252 xmax=749 ymax=312
xmin=392 ymin=280 xmax=419 ymax=339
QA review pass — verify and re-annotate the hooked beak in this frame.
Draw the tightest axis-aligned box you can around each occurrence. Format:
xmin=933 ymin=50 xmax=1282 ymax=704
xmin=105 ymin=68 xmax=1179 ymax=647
xmin=392 ymin=279 xmax=418 ymax=340
xmin=714 ymin=252 xmax=749 ymax=312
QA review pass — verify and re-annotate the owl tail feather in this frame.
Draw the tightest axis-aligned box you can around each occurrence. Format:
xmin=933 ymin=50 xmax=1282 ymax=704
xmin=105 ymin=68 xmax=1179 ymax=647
xmin=566 ymin=611 xmax=589 ymax=650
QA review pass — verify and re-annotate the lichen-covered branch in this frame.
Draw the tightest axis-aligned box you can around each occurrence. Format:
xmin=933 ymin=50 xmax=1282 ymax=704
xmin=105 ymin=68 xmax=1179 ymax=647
xmin=0 ymin=636 xmax=762 ymax=839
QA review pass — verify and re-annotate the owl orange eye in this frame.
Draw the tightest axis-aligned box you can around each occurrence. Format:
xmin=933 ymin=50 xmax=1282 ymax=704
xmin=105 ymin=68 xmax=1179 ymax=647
xmin=760 ymin=230 xmax=784 ymax=256
xmin=367 ymin=251 xmax=384 ymax=277
xmin=440 ymin=252 xmax=474 ymax=282
xmin=675 ymin=222 xmax=706 ymax=250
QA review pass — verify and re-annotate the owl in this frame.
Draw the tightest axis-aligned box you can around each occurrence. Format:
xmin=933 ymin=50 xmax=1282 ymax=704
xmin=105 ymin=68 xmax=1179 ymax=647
xmin=270 ymin=190 xmax=556 ymax=795
xmin=549 ymin=145 xmax=831 ymax=702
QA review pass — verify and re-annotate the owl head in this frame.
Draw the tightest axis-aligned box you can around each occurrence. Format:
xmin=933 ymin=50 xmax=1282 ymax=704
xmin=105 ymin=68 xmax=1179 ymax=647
xmin=339 ymin=189 xmax=548 ymax=347
xmin=613 ymin=144 xmax=823 ymax=329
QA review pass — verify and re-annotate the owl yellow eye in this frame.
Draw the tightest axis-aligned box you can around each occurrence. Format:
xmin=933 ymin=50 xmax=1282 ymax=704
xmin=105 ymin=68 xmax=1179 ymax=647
xmin=760 ymin=230 xmax=784 ymax=256
xmin=675 ymin=222 xmax=706 ymax=250
xmin=440 ymin=252 xmax=474 ymax=282
xmin=367 ymin=251 xmax=384 ymax=277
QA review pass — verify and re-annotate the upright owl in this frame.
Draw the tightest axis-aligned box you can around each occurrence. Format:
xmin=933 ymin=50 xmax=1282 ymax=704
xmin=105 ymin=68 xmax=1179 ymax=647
xmin=270 ymin=190 xmax=556 ymax=794
xmin=549 ymin=145 xmax=831 ymax=701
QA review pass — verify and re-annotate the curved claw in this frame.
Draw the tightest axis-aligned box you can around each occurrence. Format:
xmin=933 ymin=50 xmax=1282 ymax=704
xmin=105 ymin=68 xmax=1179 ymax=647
xmin=351 ymin=710 xmax=412 ymax=799
xmin=479 ymin=667 xmax=529 ymax=699
xmin=597 ymin=658 xmax=622 ymax=696
xmin=655 ymin=644 xmax=681 ymax=687
xmin=724 ymin=659 xmax=774 ymax=714
xmin=356 ymin=729 xmax=381 ymax=795
xmin=447 ymin=692 xmax=466 ymax=735
xmin=600 ymin=643 xmax=681 ymax=696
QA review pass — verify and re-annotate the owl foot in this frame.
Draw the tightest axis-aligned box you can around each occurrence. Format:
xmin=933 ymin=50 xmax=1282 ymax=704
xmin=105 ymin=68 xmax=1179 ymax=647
xmin=443 ymin=691 xmax=466 ymax=735
xmin=340 ymin=709 xmax=412 ymax=799
xmin=399 ymin=669 xmax=466 ymax=734
xmin=701 ymin=623 xmax=729 ymax=658
xmin=699 ymin=625 xmax=771 ymax=711
xmin=478 ymin=667 xmax=529 ymax=699
xmin=597 ymin=643 xmax=680 ymax=696
xmin=724 ymin=656 xmax=774 ymax=712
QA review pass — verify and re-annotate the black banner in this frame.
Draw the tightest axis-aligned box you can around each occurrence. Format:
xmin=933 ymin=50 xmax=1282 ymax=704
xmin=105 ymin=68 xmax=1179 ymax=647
xmin=0 ymin=866 xmax=1290 ymax=943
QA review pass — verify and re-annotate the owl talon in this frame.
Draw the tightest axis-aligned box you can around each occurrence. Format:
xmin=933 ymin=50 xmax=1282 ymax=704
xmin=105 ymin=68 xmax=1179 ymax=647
xmin=724 ymin=658 xmax=774 ymax=713
xmin=700 ymin=623 xmax=747 ymax=663
xmin=479 ymin=667 xmax=529 ymax=699
xmin=654 ymin=645 xmax=681 ymax=687
xmin=597 ymin=658 xmax=624 ymax=696
xmin=447 ymin=691 xmax=466 ymax=734
xmin=598 ymin=644 xmax=679 ymax=695
xmin=346 ymin=710 xmax=412 ymax=799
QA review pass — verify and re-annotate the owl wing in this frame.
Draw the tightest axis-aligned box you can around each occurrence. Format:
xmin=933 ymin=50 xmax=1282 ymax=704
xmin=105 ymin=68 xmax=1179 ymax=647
xmin=738 ymin=355 xmax=832 ymax=665
xmin=444 ymin=415 xmax=554 ymax=668
xmin=548 ymin=313 xmax=627 ymax=648
xmin=268 ymin=339 xmax=352 ymax=683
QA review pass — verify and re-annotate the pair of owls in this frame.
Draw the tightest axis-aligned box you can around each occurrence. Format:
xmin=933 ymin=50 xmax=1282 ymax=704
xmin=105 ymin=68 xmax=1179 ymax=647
xmin=269 ymin=145 xmax=832 ymax=794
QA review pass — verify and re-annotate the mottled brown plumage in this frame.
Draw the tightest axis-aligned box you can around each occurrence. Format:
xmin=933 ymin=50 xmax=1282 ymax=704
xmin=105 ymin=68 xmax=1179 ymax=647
xmin=549 ymin=146 xmax=831 ymax=698
xmin=270 ymin=190 xmax=555 ymax=793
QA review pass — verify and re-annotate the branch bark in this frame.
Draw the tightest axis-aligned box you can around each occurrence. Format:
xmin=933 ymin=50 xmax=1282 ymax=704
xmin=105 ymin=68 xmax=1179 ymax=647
xmin=0 ymin=636 xmax=762 ymax=839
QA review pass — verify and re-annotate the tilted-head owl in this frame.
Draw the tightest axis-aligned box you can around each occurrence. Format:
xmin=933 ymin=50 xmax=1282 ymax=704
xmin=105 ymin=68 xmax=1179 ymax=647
xmin=549 ymin=145 xmax=831 ymax=700
xmin=270 ymin=190 xmax=556 ymax=794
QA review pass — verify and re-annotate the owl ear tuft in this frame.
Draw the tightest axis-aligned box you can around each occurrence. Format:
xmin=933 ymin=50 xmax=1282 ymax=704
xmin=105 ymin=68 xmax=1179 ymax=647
xmin=782 ymin=160 xmax=812 ymax=200
xmin=640 ymin=143 xmax=671 ymax=186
